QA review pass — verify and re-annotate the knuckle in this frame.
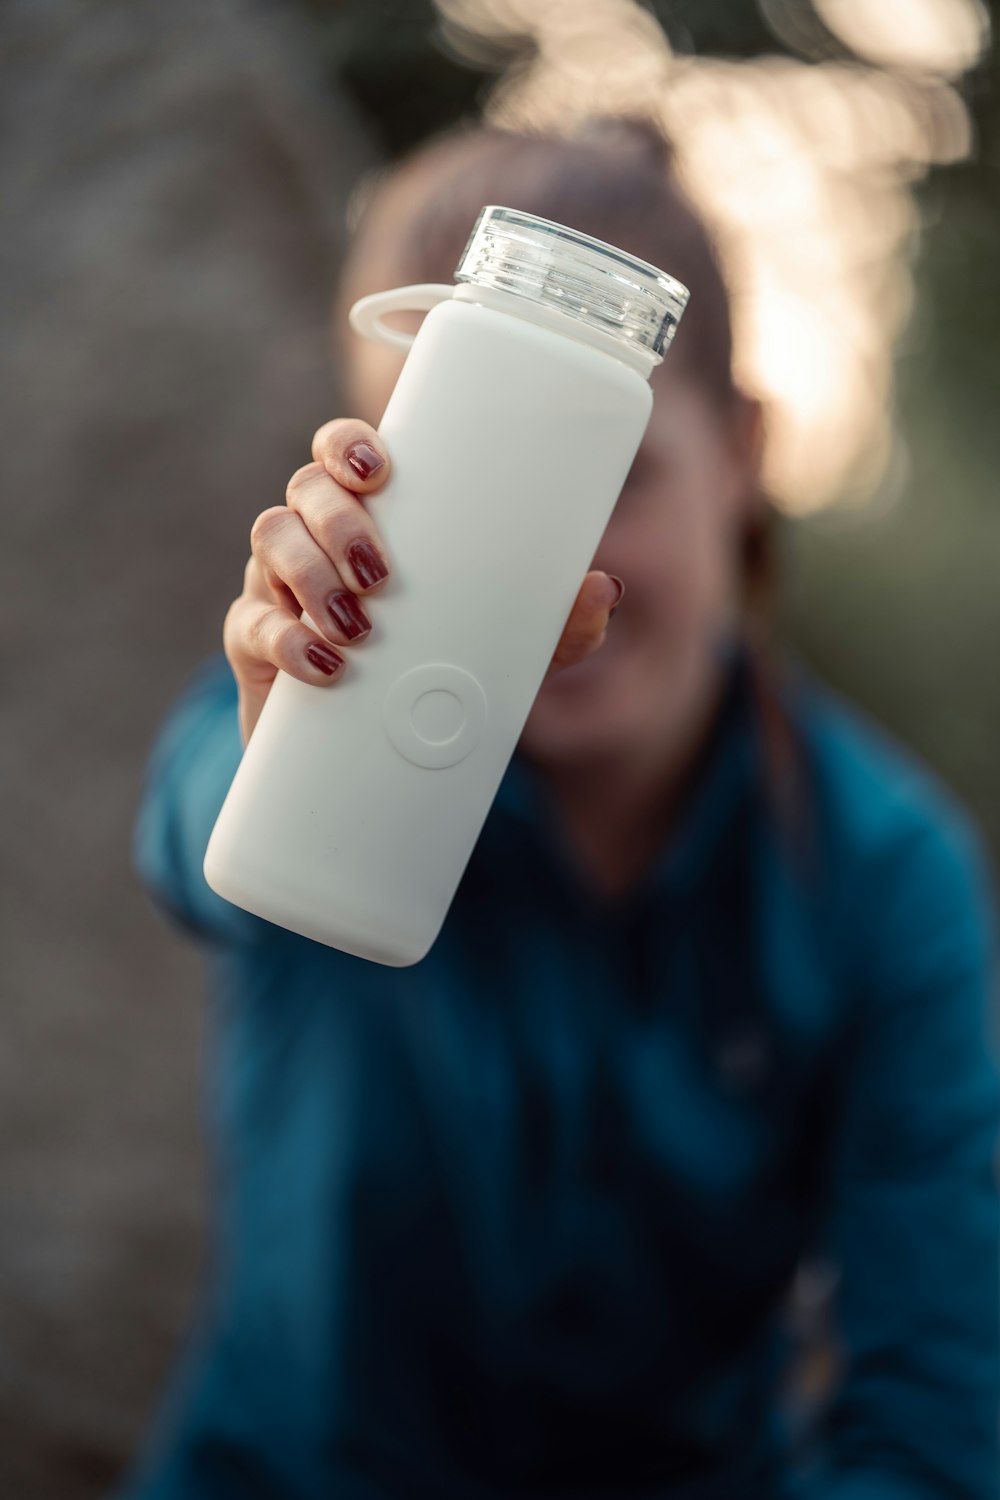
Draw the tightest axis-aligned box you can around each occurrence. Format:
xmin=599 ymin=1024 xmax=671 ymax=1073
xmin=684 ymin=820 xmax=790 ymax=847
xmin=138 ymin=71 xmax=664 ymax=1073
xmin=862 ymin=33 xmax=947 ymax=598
xmin=285 ymin=462 xmax=325 ymax=503
xmin=247 ymin=603 xmax=283 ymax=658
xmin=222 ymin=599 xmax=244 ymax=657
xmin=222 ymin=595 xmax=243 ymax=637
xmin=311 ymin=420 xmax=343 ymax=461
xmin=313 ymin=497 xmax=362 ymax=554
xmin=224 ymin=598 xmax=270 ymax=672
xmin=250 ymin=506 xmax=289 ymax=554
xmin=281 ymin=553 xmax=315 ymax=594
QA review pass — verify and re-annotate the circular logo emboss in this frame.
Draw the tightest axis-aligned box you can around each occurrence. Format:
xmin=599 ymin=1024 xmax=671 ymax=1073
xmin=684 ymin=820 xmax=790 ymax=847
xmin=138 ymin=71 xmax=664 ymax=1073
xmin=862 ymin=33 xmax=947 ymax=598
xmin=382 ymin=663 xmax=488 ymax=770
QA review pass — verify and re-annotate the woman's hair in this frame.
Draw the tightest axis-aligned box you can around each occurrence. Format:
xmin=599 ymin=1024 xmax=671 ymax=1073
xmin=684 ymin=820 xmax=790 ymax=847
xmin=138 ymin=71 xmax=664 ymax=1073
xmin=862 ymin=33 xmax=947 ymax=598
xmin=335 ymin=115 xmax=738 ymax=411
xmin=336 ymin=115 xmax=774 ymax=613
xmin=336 ymin=116 xmax=801 ymax=838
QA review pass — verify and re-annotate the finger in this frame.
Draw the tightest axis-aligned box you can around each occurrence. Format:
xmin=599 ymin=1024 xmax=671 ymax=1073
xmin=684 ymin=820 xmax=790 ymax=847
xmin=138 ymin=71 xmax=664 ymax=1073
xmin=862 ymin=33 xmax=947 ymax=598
xmin=224 ymin=594 xmax=347 ymax=747
xmin=311 ymin=418 xmax=390 ymax=494
xmin=546 ymin=572 xmax=625 ymax=677
xmin=250 ymin=502 xmax=376 ymax=647
xmin=285 ymin=463 xmax=391 ymax=595
xmin=243 ymin=551 xmax=299 ymax=614
xmin=224 ymin=593 xmax=347 ymax=690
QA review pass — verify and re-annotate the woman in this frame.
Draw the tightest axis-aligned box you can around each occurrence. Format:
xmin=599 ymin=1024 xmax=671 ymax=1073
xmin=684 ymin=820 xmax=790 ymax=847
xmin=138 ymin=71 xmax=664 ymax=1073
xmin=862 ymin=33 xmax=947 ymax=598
xmin=121 ymin=118 xmax=1000 ymax=1499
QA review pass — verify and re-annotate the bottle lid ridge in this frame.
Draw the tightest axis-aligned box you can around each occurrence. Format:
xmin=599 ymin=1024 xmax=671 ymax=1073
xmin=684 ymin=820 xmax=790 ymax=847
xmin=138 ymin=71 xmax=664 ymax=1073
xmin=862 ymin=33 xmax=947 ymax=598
xmin=454 ymin=206 xmax=690 ymax=363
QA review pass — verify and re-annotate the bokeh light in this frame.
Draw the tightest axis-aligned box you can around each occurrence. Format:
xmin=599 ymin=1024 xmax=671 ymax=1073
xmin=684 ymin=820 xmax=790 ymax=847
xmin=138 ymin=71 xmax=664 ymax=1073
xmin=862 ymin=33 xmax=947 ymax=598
xmin=814 ymin=0 xmax=989 ymax=76
xmin=435 ymin=0 xmax=989 ymax=512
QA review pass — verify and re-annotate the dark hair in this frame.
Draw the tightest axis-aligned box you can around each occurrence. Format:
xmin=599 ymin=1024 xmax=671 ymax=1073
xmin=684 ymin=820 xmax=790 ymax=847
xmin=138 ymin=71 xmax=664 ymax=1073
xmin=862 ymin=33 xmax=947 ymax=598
xmin=336 ymin=115 xmax=774 ymax=613
xmin=336 ymin=115 xmax=738 ymax=411
xmin=336 ymin=117 xmax=803 ymax=843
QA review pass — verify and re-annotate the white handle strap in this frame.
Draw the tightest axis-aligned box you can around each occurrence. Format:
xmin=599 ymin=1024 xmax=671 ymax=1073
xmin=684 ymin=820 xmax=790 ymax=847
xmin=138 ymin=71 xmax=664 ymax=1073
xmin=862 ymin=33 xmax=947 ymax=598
xmin=348 ymin=283 xmax=455 ymax=350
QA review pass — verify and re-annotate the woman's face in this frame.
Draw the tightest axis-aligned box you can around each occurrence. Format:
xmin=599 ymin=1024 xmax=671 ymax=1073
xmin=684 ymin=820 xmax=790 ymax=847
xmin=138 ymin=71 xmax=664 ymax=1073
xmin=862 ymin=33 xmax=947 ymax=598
xmin=347 ymin=332 xmax=761 ymax=774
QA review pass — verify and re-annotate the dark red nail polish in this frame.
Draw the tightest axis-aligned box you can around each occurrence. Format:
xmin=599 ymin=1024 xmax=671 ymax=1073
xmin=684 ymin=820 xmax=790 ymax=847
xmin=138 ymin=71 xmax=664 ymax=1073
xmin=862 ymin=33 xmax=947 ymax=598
xmin=345 ymin=441 xmax=385 ymax=481
xmin=326 ymin=590 xmax=371 ymax=641
xmin=608 ymin=575 xmax=625 ymax=617
xmin=305 ymin=641 xmax=345 ymax=676
xmin=347 ymin=538 xmax=389 ymax=589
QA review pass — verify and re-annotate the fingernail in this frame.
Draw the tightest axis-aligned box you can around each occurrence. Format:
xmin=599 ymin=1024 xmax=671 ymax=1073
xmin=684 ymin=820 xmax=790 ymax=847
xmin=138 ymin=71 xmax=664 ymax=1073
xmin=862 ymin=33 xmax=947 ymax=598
xmin=305 ymin=641 xmax=345 ymax=676
xmin=326 ymin=590 xmax=371 ymax=641
xmin=608 ymin=575 xmax=625 ymax=617
xmin=347 ymin=538 xmax=389 ymax=590
xmin=345 ymin=441 xmax=385 ymax=481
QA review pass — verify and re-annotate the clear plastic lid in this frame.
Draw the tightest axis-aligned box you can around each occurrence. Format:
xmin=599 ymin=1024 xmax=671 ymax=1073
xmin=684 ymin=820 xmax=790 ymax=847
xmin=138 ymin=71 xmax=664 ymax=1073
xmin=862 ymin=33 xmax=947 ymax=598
xmin=455 ymin=205 xmax=690 ymax=363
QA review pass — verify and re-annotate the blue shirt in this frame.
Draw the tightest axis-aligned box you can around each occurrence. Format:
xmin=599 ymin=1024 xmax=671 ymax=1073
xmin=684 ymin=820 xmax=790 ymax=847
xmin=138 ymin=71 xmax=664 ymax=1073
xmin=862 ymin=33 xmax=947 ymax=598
xmin=120 ymin=649 xmax=1000 ymax=1500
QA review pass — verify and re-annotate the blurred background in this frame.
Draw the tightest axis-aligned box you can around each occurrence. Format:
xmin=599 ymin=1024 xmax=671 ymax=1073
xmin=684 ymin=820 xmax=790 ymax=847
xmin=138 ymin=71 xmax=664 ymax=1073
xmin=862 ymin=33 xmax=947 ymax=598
xmin=1 ymin=0 xmax=997 ymax=1495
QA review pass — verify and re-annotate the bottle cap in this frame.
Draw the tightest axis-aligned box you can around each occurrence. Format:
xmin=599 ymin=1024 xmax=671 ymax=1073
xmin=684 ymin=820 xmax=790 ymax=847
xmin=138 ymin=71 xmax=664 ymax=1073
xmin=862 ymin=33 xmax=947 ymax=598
xmin=455 ymin=205 xmax=690 ymax=363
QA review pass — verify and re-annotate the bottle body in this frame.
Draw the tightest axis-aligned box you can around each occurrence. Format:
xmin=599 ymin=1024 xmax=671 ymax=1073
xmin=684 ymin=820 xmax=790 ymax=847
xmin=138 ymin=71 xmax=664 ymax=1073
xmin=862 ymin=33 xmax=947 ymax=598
xmin=204 ymin=295 xmax=653 ymax=965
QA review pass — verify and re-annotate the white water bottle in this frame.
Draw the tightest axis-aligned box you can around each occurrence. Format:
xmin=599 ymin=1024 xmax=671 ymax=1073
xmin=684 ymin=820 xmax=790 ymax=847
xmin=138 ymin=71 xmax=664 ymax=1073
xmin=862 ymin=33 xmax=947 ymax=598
xmin=203 ymin=206 xmax=689 ymax=966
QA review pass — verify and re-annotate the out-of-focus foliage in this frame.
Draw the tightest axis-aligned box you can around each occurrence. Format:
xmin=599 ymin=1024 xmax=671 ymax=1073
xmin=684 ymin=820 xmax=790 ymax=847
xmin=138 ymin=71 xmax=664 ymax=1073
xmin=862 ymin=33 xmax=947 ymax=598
xmin=779 ymin=12 xmax=1000 ymax=849
xmin=301 ymin=0 xmax=1000 ymax=851
xmin=304 ymin=0 xmax=1000 ymax=851
xmin=782 ymin=128 xmax=1000 ymax=850
xmin=303 ymin=0 xmax=776 ymax=154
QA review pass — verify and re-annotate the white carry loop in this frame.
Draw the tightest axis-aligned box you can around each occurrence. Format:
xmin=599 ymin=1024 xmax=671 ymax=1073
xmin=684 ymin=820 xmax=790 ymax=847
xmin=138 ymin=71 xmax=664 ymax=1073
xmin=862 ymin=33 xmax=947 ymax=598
xmin=348 ymin=284 xmax=455 ymax=350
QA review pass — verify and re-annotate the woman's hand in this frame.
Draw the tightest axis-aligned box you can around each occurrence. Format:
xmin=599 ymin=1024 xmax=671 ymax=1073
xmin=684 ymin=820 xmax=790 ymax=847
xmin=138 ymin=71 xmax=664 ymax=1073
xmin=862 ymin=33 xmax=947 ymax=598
xmin=224 ymin=418 xmax=625 ymax=747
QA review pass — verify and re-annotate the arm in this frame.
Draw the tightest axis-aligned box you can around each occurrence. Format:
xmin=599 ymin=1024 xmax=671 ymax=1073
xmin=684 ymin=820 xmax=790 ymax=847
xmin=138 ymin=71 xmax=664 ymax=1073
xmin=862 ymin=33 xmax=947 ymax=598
xmin=132 ymin=651 xmax=268 ymax=944
xmin=810 ymin=812 xmax=1000 ymax=1500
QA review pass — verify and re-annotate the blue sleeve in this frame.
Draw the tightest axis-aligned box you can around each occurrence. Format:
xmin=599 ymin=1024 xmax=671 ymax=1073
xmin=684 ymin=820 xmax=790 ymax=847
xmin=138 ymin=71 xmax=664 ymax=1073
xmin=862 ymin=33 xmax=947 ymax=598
xmin=131 ymin=651 xmax=269 ymax=945
xmin=811 ymin=809 xmax=1000 ymax=1500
